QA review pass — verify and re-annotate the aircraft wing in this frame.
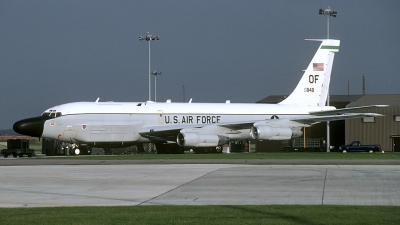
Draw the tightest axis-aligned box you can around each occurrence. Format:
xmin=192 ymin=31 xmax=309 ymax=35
xmin=216 ymin=121 xmax=257 ymax=130
xmin=139 ymin=106 xmax=387 ymax=141
xmin=139 ymin=120 xmax=258 ymax=138
xmin=139 ymin=124 xmax=203 ymax=141
xmin=138 ymin=121 xmax=259 ymax=142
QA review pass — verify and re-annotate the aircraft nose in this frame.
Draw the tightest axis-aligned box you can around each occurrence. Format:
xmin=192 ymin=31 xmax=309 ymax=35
xmin=13 ymin=116 xmax=47 ymax=137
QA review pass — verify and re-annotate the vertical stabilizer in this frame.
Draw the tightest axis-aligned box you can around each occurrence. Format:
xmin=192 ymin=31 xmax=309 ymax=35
xmin=278 ymin=39 xmax=340 ymax=106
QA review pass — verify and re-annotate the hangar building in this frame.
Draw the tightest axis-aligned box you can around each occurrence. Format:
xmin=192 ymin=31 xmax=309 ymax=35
xmin=255 ymin=94 xmax=400 ymax=152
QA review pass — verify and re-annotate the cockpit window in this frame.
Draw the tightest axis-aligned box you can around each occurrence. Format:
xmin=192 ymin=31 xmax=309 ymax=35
xmin=42 ymin=110 xmax=62 ymax=118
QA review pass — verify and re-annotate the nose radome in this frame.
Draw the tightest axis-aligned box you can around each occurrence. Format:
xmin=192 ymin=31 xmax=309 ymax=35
xmin=13 ymin=116 xmax=46 ymax=137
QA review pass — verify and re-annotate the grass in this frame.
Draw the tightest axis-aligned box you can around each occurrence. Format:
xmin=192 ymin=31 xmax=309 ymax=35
xmin=1 ymin=205 xmax=399 ymax=225
xmin=41 ymin=151 xmax=400 ymax=160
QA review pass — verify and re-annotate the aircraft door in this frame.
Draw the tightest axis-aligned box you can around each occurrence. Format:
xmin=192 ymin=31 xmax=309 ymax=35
xmin=158 ymin=110 xmax=164 ymax=124
xmin=62 ymin=130 xmax=78 ymax=141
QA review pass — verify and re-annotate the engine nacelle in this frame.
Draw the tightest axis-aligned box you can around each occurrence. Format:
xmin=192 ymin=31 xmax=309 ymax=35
xmin=291 ymin=127 xmax=303 ymax=138
xmin=250 ymin=126 xmax=300 ymax=140
xmin=177 ymin=132 xmax=229 ymax=147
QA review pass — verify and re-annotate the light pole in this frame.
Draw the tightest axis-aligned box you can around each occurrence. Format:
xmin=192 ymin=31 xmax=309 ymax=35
xmin=139 ymin=32 xmax=160 ymax=101
xmin=319 ymin=7 xmax=337 ymax=152
xmin=151 ymin=70 xmax=162 ymax=102
xmin=319 ymin=7 xmax=337 ymax=39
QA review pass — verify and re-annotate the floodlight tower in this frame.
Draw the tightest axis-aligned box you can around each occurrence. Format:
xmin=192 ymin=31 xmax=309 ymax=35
xmin=151 ymin=70 xmax=162 ymax=102
xmin=319 ymin=7 xmax=337 ymax=152
xmin=139 ymin=32 xmax=160 ymax=101
xmin=319 ymin=7 xmax=337 ymax=39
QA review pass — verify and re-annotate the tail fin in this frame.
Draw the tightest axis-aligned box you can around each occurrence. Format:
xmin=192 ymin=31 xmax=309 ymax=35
xmin=278 ymin=39 xmax=340 ymax=106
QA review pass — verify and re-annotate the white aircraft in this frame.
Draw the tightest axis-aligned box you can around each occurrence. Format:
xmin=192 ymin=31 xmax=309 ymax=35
xmin=13 ymin=39 xmax=386 ymax=154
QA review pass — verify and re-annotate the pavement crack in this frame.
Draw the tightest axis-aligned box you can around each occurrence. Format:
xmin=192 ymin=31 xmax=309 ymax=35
xmin=185 ymin=198 xmax=199 ymax=205
xmin=322 ymin=168 xmax=328 ymax=205
xmin=138 ymin=168 xmax=220 ymax=205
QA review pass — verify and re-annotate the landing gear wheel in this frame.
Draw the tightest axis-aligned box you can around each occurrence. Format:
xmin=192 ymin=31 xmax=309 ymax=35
xmin=215 ymin=145 xmax=223 ymax=153
xmin=74 ymin=148 xmax=80 ymax=155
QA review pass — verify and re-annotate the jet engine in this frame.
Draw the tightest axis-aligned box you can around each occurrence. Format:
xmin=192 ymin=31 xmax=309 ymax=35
xmin=250 ymin=126 xmax=302 ymax=140
xmin=177 ymin=132 xmax=229 ymax=147
xmin=291 ymin=127 xmax=303 ymax=138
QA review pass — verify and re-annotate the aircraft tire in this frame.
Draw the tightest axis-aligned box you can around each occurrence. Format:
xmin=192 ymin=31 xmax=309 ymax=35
xmin=214 ymin=145 xmax=223 ymax=153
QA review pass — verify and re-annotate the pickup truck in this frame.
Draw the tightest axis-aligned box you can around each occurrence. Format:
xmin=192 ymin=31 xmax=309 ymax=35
xmin=339 ymin=141 xmax=382 ymax=153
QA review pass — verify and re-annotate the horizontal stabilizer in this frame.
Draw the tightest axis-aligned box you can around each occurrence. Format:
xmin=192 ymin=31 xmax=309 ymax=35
xmin=309 ymin=105 xmax=388 ymax=116
xmin=292 ymin=113 xmax=384 ymax=125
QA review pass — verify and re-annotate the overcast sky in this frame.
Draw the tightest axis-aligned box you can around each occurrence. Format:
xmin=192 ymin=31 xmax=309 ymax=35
xmin=1 ymin=0 xmax=399 ymax=129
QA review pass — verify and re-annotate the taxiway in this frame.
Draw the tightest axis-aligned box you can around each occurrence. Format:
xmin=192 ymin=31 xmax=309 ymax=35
xmin=0 ymin=164 xmax=399 ymax=207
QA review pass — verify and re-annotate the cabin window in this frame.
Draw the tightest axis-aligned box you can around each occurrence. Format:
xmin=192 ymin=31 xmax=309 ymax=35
xmin=362 ymin=117 xmax=375 ymax=123
xmin=394 ymin=116 xmax=400 ymax=122
xmin=42 ymin=110 xmax=62 ymax=118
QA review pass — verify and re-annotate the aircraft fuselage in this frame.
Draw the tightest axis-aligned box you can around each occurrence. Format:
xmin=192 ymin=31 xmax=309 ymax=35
xmin=14 ymin=101 xmax=333 ymax=147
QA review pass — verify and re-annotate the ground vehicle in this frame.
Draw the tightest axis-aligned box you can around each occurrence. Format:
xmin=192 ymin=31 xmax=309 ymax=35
xmin=339 ymin=141 xmax=382 ymax=153
xmin=1 ymin=139 xmax=35 ymax=158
